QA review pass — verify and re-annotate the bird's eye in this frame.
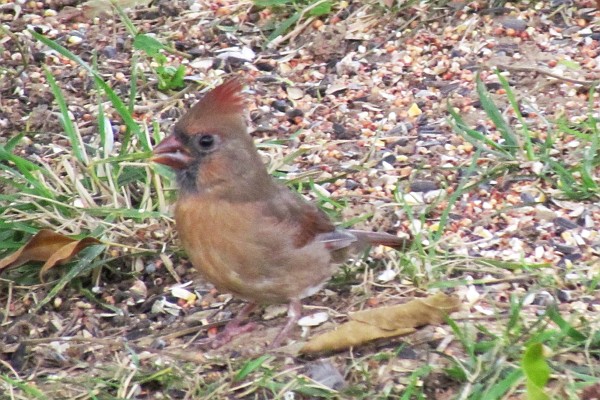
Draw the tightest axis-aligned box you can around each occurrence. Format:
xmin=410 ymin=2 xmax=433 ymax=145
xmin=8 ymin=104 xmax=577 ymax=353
xmin=197 ymin=134 xmax=215 ymax=149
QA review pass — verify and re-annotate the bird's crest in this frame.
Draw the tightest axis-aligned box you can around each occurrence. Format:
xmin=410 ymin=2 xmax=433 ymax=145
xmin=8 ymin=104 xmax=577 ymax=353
xmin=198 ymin=78 xmax=245 ymax=114
xmin=175 ymin=78 xmax=245 ymax=134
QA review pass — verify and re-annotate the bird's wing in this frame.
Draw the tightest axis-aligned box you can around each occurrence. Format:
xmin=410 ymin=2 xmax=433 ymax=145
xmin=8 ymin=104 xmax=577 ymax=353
xmin=265 ymin=185 xmax=337 ymax=248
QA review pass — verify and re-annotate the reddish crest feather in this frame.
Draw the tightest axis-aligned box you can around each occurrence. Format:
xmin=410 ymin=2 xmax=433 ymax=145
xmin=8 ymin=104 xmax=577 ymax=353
xmin=199 ymin=78 xmax=245 ymax=114
xmin=175 ymin=78 xmax=245 ymax=134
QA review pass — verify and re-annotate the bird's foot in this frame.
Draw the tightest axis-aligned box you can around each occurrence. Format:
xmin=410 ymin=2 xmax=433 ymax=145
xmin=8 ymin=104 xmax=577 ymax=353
xmin=209 ymin=321 xmax=257 ymax=348
xmin=198 ymin=302 xmax=258 ymax=348
xmin=268 ymin=299 xmax=302 ymax=349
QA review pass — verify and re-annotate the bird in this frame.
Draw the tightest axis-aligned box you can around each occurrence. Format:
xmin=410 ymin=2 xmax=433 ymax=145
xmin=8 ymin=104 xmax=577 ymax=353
xmin=152 ymin=78 xmax=410 ymax=348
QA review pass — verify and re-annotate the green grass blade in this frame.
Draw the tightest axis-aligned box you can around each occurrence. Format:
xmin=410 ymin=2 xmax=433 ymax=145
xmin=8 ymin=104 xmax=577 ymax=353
xmin=267 ymin=10 xmax=301 ymax=43
xmin=234 ymin=355 xmax=272 ymax=381
xmin=483 ymin=368 xmax=523 ymax=400
xmin=432 ymin=148 xmax=483 ymax=242
xmin=476 ymin=74 xmax=519 ymax=154
xmin=92 ymin=75 xmax=149 ymax=152
xmin=495 ymin=70 xmax=534 ymax=160
xmin=133 ymin=34 xmax=165 ymax=57
xmin=0 ymin=148 xmax=55 ymax=199
xmin=446 ymin=317 xmax=475 ymax=361
xmin=400 ymin=366 xmax=432 ymax=400
xmin=34 ymin=245 xmax=107 ymax=312
xmin=546 ymin=306 xmax=587 ymax=342
xmin=506 ymin=294 xmax=524 ymax=335
xmin=477 ymin=259 xmax=551 ymax=270
xmin=31 ymin=30 xmax=145 ymax=153
xmin=110 ymin=0 xmax=138 ymax=37
xmin=448 ymin=105 xmax=514 ymax=159
xmin=0 ymin=220 xmax=40 ymax=235
xmin=5 ymin=132 xmax=25 ymax=151
xmin=309 ymin=1 xmax=332 ymax=16
xmin=548 ymin=159 xmax=590 ymax=199
xmin=0 ymin=376 xmax=47 ymax=399
xmin=129 ymin=53 xmax=139 ymax=114
xmin=43 ymin=67 xmax=88 ymax=164
xmin=556 ymin=117 xmax=593 ymax=141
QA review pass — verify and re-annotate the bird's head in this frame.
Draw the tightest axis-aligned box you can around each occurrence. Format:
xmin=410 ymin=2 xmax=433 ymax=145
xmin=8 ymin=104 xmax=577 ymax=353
xmin=152 ymin=79 xmax=270 ymax=196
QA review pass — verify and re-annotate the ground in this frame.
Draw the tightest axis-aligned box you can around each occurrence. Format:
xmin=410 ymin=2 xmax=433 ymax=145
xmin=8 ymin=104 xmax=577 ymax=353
xmin=1 ymin=0 xmax=600 ymax=399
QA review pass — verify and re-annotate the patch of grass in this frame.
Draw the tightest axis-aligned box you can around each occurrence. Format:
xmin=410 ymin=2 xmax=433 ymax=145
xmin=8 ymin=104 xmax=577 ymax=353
xmin=450 ymin=71 xmax=600 ymax=201
xmin=111 ymin=1 xmax=189 ymax=92
xmin=381 ymin=67 xmax=600 ymax=398
xmin=254 ymin=0 xmax=337 ymax=45
xmin=0 ymin=16 xmax=175 ymax=308
xmin=0 ymin=376 xmax=46 ymax=399
xmin=18 ymin=352 xmax=341 ymax=399
xmin=433 ymin=291 xmax=600 ymax=399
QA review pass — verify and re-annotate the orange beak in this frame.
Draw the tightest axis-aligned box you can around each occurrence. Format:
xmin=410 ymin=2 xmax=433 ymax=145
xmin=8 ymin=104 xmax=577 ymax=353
xmin=152 ymin=134 xmax=194 ymax=170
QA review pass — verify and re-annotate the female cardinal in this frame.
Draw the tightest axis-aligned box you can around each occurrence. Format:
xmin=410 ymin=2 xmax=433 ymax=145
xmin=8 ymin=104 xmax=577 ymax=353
xmin=152 ymin=79 xmax=409 ymax=348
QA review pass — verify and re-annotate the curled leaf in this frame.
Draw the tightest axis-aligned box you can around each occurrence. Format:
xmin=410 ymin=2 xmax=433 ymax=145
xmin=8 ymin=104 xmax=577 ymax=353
xmin=300 ymin=293 xmax=461 ymax=354
xmin=522 ymin=343 xmax=551 ymax=400
xmin=0 ymin=230 xmax=101 ymax=281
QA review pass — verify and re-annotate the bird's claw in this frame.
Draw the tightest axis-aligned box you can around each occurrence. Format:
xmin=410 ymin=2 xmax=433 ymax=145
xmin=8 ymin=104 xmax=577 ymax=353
xmin=199 ymin=321 xmax=258 ymax=349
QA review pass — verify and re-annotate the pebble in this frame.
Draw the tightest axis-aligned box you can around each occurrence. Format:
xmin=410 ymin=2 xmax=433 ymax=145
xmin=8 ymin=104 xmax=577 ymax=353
xmin=424 ymin=189 xmax=445 ymax=203
xmin=377 ymin=269 xmax=397 ymax=282
xmin=307 ymin=361 xmax=346 ymax=390
xmin=129 ymin=280 xmax=148 ymax=298
xmin=532 ymin=291 xmax=555 ymax=306
xmin=271 ymin=99 xmax=289 ymax=112
xmin=286 ymin=108 xmax=304 ymax=120
xmin=407 ymin=103 xmax=422 ymax=117
xmin=501 ymin=18 xmax=528 ymax=32
xmin=556 ymin=289 xmax=571 ymax=303
xmin=345 ymin=179 xmax=359 ymax=190
xmin=410 ymin=179 xmax=438 ymax=192
xmin=102 ymin=46 xmax=117 ymax=58
xmin=150 ymin=339 xmax=166 ymax=350
xmin=286 ymin=86 xmax=304 ymax=100
xmin=263 ymin=304 xmax=288 ymax=320
xmin=553 ymin=217 xmax=578 ymax=230
xmin=520 ymin=192 xmax=536 ymax=203
xmin=255 ymin=61 xmax=275 ymax=71
xmin=32 ymin=52 xmax=46 ymax=63
xmin=401 ymin=192 xmax=425 ymax=205
xmin=144 ymin=261 xmax=156 ymax=274
xmin=67 ymin=35 xmax=83 ymax=45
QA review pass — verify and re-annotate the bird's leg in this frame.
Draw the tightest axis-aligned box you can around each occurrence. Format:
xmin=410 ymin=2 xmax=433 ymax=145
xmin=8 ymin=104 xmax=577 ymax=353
xmin=269 ymin=299 xmax=302 ymax=348
xmin=209 ymin=302 xmax=257 ymax=348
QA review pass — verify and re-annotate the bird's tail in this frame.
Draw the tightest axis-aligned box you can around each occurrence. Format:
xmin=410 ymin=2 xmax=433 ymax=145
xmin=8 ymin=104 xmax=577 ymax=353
xmin=346 ymin=229 xmax=411 ymax=251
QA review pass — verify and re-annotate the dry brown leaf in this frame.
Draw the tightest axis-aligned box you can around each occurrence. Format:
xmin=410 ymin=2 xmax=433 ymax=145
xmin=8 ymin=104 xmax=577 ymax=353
xmin=300 ymin=293 xmax=461 ymax=354
xmin=0 ymin=229 xmax=101 ymax=281
xmin=581 ymin=382 xmax=600 ymax=400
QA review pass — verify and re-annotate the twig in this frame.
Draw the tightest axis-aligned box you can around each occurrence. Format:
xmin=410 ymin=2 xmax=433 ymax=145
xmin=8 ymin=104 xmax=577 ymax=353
xmin=270 ymin=16 xmax=316 ymax=48
xmin=133 ymin=84 xmax=196 ymax=113
xmin=494 ymin=63 xmax=599 ymax=89
xmin=2 ymin=281 xmax=12 ymax=325
xmin=269 ymin=0 xmax=331 ymax=48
